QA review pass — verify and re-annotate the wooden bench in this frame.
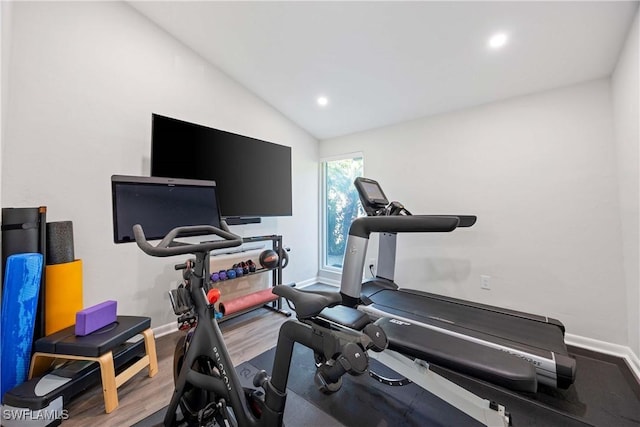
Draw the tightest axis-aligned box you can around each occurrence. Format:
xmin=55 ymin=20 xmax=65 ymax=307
xmin=29 ymin=316 xmax=158 ymax=413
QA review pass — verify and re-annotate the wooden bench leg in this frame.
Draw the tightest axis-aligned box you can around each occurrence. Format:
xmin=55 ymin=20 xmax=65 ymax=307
xmin=142 ymin=328 xmax=158 ymax=378
xmin=29 ymin=353 xmax=56 ymax=379
xmin=97 ymin=351 xmax=118 ymax=413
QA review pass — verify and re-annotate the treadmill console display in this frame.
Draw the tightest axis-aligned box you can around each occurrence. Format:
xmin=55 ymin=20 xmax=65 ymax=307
xmin=354 ymin=177 xmax=389 ymax=208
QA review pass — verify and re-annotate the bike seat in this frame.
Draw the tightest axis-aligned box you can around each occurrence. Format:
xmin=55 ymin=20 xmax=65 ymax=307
xmin=273 ymin=286 xmax=342 ymax=319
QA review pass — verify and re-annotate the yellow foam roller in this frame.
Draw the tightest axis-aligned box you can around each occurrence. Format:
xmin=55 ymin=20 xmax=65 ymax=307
xmin=45 ymin=259 xmax=83 ymax=335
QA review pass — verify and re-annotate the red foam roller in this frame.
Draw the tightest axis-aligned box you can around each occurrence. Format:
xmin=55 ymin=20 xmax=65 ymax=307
xmin=219 ymin=288 xmax=278 ymax=316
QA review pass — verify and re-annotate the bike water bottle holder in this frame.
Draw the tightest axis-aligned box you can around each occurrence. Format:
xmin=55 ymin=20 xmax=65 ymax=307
xmin=169 ymin=286 xmax=194 ymax=315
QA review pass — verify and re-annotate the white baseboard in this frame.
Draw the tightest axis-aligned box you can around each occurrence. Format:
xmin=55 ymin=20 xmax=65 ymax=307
xmin=291 ymin=277 xmax=320 ymax=289
xmin=153 ymin=321 xmax=178 ymax=338
xmin=565 ymin=333 xmax=640 ymax=382
xmin=313 ymin=276 xmax=341 ymax=287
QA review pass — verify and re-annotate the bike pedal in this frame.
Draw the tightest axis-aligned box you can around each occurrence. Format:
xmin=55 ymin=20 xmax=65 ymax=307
xmin=177 ymin=314 xmax=196 ymax=330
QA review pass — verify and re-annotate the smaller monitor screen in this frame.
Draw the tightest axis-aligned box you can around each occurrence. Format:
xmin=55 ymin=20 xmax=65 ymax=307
xmin=111 ymin=175 xmax=221 ymax=243
xmin=360 ymin=181 xmax=387 ymax=203
xmin=355 ymin=178 xmax=389 ymax=206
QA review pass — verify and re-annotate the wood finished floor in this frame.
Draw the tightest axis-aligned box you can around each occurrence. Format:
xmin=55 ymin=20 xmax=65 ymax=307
xmin=63 ymin=308 xmax=291 ymax=427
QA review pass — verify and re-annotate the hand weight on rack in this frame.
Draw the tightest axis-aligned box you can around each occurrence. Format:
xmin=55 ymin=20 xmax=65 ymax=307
xmin=227 ymin=269 xmax=237 ymax=279
xmin=231 ymin=264 xmax=244 ymax=277
xmin=210 ymin=272 xmax=220 ymax=282
xmin=259 ymin=250 xmax=279 ymax=269
xmin=219 ymin=270 xmax=228 ymax=281
xmin=279 ymin=247 xmax=290 ymax=269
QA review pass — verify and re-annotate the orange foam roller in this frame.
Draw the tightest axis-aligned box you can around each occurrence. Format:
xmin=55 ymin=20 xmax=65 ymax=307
xmin=219 ymin=288 xmax=278 ymax=316
xmin=45 ymin=259 xmax=83 ymax=335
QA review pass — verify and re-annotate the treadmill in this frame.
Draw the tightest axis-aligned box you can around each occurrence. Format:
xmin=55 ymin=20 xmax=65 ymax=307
xmin=339 ymin=177 xmax=576 ymax=392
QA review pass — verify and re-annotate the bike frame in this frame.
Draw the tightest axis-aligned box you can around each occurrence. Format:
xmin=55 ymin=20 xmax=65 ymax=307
xmin=130 ymin=221 xmax=374 ymax=427
xmin=165 ymin=250 xmax=248 ymax=425
xmin=165 ymin=249 xmax=356 ymax=427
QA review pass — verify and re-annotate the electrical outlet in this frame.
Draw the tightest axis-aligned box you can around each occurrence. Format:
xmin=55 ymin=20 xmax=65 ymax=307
xmin=480 ymin=275 xmax=491 ymax=290
xmin=368 ymin=258 xmax=377 ymax=277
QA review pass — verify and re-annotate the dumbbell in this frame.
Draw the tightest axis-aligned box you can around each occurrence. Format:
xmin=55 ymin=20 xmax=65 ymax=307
xmin=240 ymin=261 xmax=249 ymax=275
xmin=232 ymin=263 xmax=244 ymax=277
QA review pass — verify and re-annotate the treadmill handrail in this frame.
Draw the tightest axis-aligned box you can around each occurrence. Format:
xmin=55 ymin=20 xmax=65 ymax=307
xmin=348 ymin=215 xmax=460 ymax=238
xmin=452 ymin=215 xmax=477 ymax=227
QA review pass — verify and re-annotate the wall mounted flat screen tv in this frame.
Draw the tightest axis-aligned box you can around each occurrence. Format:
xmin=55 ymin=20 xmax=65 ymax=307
xmin=111 ymin=175 xmax=221 ymax=243
xmin=150 ymin=114 xmax=292 ymax=220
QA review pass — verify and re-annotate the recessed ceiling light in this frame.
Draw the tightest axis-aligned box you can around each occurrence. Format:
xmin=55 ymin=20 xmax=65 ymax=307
xmin=317 ymin=96 xmax=329 ymax=107
xmin=488 ymin=33 xmax=508 ymax=49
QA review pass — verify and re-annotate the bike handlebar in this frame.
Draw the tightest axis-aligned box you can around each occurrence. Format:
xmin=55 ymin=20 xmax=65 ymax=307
xmin=133 ymin=222 xmax=243 ymax=257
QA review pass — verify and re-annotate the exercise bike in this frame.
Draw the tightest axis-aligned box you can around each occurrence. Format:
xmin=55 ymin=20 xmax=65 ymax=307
xmin=133 ymin=222 xmax=388 ymax=427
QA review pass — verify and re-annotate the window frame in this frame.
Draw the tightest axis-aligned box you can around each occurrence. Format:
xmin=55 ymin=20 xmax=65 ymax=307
xmin=319 ymin=152 xmax=364 ymax=274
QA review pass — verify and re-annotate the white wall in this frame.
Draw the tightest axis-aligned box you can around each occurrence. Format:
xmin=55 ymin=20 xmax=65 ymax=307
xmin=612 ymin=11 xmax=639 ymax=357
xmin=320 ymin=80 xmax=627 ymax=345
xmin=2 ymin=1 xmax=635 ymax=354
xmin=2 ymin=2 xmax=319 ymax=327
xmin=1 ymin=1 xmax=13 ymax=212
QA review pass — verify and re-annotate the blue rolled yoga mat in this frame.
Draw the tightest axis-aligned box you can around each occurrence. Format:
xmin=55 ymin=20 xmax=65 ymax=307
xmin=0 ymin=253 xmax=44 ymax=402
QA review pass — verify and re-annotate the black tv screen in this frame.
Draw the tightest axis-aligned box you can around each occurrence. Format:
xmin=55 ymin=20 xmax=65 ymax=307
xmin=150 ymin=114 xmax=292 ymax=218
xmin=111 ymin=175 xmax=221 ymax=243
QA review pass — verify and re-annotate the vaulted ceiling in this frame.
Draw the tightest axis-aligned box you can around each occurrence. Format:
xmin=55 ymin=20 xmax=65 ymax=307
xmin=131 ymin=1 xmax=638 ymax=140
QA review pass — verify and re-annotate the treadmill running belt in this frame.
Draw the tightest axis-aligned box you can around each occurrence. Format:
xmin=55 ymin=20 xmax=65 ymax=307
xmin=368 ymin=289 xmax=568 ymax=355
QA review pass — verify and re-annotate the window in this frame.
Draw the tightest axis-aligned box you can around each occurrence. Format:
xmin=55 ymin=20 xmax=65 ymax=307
xmin=321 ymin=154 xmax=364 ymax=270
